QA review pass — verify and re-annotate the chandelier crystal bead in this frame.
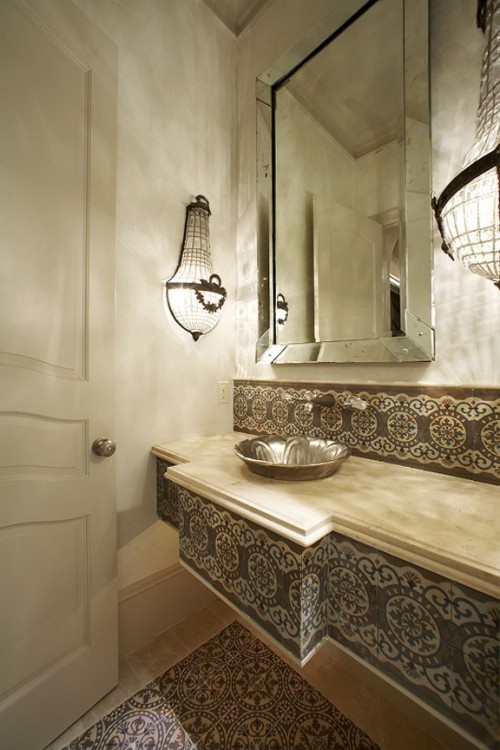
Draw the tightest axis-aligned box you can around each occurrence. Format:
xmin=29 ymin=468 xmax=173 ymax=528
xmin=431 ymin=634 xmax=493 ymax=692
xmin=165 ymin=195 xmax=227 ymax=340
xmin=432 ymin=0 xmax=500 ymax=289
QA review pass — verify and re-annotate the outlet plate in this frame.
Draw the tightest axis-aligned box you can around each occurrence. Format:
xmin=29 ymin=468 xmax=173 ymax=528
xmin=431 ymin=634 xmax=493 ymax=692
xmin=217 ymin=381 xmax=229 ymax=404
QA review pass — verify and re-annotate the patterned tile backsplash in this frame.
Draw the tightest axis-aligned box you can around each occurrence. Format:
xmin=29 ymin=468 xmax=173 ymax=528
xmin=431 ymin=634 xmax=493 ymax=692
xmin=233 ymin=380 xmax=500 ymax=485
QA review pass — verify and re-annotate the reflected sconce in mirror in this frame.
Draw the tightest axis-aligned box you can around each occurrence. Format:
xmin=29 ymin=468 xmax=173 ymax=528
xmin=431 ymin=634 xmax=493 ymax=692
xmin=165 ymin=195 xmax=226 ymax=341
xmin=432 ymin=0 xmax=500 ymax=289
xmin=276 ymin=293 xmax=289 ymax=326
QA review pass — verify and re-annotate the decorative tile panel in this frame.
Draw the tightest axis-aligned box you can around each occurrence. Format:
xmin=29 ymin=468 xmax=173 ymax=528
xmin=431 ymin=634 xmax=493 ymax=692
xmin=157 ymin=480 xmax=499 ymax=746
xmin=329 ymin=535 xmax=499 ymax=746
xmin=328 ymin=536 xmax=378 ymax=665
xmin=156 ymin=459 xmax=179 ymax=528
xmin=450 ymin=583 xmax=500 ymax=744
xmin=177 ymin=487 xmax=327 ymax=662
xmin=294 ymin=538 xmax=329 ymax=656
xmin=375 ymin=549 xmax=455 ymax=718
xmin=233 ymin=380 xmax=500 ymax=484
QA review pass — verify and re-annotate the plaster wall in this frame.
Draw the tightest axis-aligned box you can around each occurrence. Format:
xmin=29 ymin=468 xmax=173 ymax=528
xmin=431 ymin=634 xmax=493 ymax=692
xmin=70 ymin=0 xmax=238 ymax=587
xmin=236 ymin=0 xmax=500 ymax=386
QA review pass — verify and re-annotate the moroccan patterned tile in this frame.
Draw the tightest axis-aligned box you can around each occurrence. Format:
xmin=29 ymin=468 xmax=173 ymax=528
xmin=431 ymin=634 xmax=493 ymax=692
xmin=178 ymin=488 xmax=329 ymax=661
xmin=375 ymin=551 xmax=454 ymax=717
xmin=232 ymin=380 xmax=500 ymax=484
xmin=451 ymin=645 xmax=499 ymax=747
xmin=472 ymin=390 xmax=500 ymax=481
xmin=65 ymin=621 xmax=380 ymax=750
xmin=292 ymin=537 xmax=330 ymax=656
xmin=328 ymin=535 xmax=378 ymax=664
xmin=156 ymin=459 xmax=179 ymax=529
xmin=449 ymin=583 xmax=500 ymax=744
xmin=65 ymin=684 xmax=183 ymax=749
xmin=450 ymin=582 xmax=500 ymax=648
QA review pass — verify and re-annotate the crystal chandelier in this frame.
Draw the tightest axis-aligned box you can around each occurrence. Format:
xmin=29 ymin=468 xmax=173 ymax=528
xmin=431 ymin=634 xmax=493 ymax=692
xmin=432 ymin=0 xmax=500 ymax=289
xmin=165 ymin=195 xmax=226 ymax=341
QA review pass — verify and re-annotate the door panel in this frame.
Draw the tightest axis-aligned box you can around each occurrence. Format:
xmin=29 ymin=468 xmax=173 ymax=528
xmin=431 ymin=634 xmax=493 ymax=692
xmin=1 ymin=0 xmax=89 ymax=379
xmin=0 ymin=0 xmax=118 ymax=747
xmin=0 ymin=412 xmax=87 ymax=479
xmin=0 ymin=517 xmax=90 ymax=703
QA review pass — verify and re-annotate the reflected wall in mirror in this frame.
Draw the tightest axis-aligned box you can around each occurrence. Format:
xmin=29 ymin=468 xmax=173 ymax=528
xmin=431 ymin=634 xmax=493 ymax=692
xmin=256 ymin=0 xmax=435 ymax=364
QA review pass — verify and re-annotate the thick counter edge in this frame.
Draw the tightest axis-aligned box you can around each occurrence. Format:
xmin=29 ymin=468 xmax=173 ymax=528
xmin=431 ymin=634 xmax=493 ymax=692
xmin=151 ymin=433 xmax=500 ymax=599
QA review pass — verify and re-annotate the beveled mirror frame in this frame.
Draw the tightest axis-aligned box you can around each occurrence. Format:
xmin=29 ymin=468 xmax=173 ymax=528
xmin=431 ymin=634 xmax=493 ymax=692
xmin=256 ymin=0 xmax=435 ymax=365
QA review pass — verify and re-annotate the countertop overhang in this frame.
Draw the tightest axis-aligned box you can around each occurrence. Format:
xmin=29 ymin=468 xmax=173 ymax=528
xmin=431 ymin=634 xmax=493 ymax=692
xmin=151 ymin=432 xmax=499 ymax=598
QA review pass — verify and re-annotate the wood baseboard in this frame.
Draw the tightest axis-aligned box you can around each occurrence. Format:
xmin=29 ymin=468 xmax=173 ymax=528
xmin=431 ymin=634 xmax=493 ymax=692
xmin=118 ymin=563 xmax=217 ymax=656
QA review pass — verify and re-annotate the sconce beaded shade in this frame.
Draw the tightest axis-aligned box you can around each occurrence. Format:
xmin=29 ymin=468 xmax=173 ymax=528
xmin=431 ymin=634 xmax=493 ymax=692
xmin=166 ymin=195 xmax=226 ymax=341
xmin=432 ymin=0 xmax=500 ymax=289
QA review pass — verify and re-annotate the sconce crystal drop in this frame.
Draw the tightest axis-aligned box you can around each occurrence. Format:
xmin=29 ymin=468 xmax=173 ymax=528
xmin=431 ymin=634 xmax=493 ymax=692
xmin=432 ymin=0 xmax=500 ymax=289
xmin=165 ymin=195 xmax=226 ymax=341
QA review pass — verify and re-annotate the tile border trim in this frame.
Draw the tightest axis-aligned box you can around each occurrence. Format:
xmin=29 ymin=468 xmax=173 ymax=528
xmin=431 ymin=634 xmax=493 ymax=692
xmin=233 ymin=379 xmax=500 ymax=485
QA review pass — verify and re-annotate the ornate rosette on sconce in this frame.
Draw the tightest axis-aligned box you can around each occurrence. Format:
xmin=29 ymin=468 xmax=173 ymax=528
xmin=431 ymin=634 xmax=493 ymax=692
xmin=432 ymin=0 xmax=500 ymax=289
xmin=165 ymin=195 xmax=227 ymax=341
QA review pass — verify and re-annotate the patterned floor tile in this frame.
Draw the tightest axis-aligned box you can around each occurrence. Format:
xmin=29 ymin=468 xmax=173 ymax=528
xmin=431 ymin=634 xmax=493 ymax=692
xmin=64 ymin=621 xmax=380 ymax=750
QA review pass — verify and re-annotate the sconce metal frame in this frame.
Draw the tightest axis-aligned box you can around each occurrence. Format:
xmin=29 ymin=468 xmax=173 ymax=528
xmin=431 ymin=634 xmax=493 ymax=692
xmin=432 ymin=146 xmax=500 ymax=262
xmin=165 ymin=195 xmax=227 ymax=341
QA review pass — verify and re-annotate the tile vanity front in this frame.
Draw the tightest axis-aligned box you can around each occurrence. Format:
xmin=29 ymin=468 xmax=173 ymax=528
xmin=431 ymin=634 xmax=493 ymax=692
xmin=151 ymin=433 xmax=499 ymax=748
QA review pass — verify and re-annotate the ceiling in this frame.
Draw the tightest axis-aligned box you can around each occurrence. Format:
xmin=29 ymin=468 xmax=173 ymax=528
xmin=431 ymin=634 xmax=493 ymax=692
xmin=202 ymin=0 xmax=273 ymax=35
xmin=283 ymin=0 xmax=402 ymax=157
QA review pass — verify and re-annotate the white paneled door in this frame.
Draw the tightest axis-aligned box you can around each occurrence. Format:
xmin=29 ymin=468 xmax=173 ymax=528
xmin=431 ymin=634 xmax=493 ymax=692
xmin=0 ymin=1 xmax=118 ymax=747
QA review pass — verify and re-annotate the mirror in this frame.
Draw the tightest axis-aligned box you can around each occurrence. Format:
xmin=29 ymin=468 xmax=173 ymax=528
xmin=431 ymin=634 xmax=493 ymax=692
xmin=256 ymin=0 xmax=434 ymax=364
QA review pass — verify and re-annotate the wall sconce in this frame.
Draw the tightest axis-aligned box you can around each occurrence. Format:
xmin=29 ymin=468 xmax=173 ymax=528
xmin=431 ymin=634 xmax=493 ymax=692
xmin=276 ymin=293 xmax=289 ymax=325
xmin=165 ymin=195 xmax=227 ymax=341
xmin=432 ymin=0 xmax=499 ymax=289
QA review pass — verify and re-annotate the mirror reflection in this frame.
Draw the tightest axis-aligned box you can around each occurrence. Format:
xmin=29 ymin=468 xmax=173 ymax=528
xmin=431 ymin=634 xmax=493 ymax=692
xmin=256 ymin=0 xmax=434 ymax=364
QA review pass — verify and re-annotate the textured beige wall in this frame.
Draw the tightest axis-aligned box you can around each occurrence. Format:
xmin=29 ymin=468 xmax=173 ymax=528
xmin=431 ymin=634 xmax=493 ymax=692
xmin=70 ymin=0 xmax=238 ymax=585
xmin=236 ymin=0 xmax=500 ymax=386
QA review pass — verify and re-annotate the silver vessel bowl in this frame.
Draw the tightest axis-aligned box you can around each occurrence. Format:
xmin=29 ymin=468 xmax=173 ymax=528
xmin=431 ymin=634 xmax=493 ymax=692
xmin=234 ymin=435 xmax=350 ymax=481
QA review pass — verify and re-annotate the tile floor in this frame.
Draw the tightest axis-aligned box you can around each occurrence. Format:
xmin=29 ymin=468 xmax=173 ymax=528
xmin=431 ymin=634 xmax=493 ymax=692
xmin=46 ymin=599 xmax=454 ymax=750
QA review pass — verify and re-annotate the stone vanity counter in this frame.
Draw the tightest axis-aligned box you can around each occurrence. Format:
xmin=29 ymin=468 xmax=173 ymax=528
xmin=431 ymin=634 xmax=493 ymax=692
xmin=151 ymin=431 xmax=499 ymax=599
xmin=152 ymin=432 xmax=499 ymax=745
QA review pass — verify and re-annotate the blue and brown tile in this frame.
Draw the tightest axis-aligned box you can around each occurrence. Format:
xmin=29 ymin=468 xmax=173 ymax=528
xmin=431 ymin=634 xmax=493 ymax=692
xmin=177 ymin=487 xmax=332 ymax=661
xmin=376 ymin=550 xmax=454 ymax=716
xmin=328 ymin=534 xmax=378 ymax=664
xmin=449 ymin=583 xmax=500 ymax=743
xmin=62 ymin=621 xmax=382 ymax=750
xmin=233 ymin=379 xmax=500 ymax=484
xmin=156 ymin=459 xmax=181 ymax=529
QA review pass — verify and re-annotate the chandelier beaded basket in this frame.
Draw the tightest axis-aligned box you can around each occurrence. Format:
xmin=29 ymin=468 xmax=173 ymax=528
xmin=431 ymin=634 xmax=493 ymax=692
xmin=165 ymin=195 xmax=226 ymax=341
xmin=432 ymin=0 xmax=500 ymax=289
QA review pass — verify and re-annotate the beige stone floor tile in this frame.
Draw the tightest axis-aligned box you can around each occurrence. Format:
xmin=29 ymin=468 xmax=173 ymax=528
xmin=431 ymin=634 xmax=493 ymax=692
xmin=127 ymin=629 xmax=189 ymax=683
xmin=206 ymin=595 xmax=235 ymax=620
xmin=168 ymin=603 xmax=232 ymax=651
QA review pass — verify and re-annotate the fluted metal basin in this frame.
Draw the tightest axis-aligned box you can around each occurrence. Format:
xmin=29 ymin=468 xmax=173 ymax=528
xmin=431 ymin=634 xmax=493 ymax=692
xmin=234 ymin=435 xmax=350 ymax=481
